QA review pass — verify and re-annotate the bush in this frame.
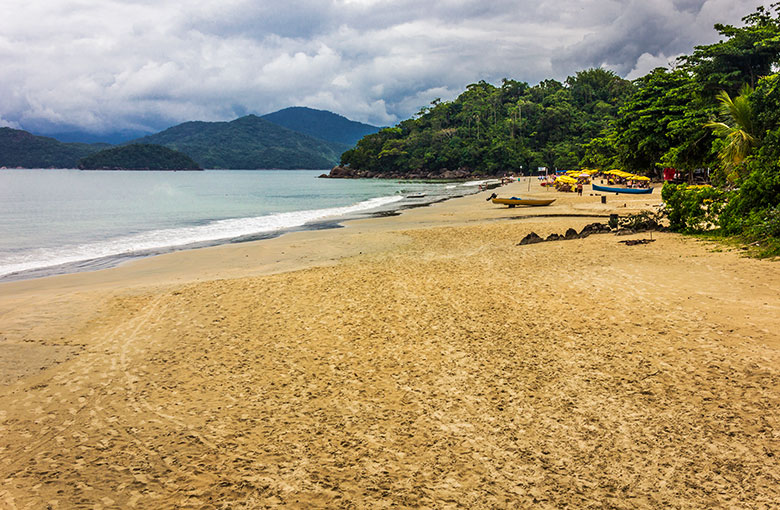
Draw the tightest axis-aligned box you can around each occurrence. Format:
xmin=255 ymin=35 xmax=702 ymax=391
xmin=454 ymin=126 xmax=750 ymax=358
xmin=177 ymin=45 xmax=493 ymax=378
xmin=718 ymin=146 xmax=780 ymax=235
xmin=661 ymin=183 xmax=728 ymax=232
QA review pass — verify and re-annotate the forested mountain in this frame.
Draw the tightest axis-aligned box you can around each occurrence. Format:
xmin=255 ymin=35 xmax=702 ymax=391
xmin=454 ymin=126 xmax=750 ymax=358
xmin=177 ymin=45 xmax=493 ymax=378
xmin=262 ymin=107 xmax=381 ymax=146
xmin=78 ymin=144 xmax=201 ymax=170
xmin=129 ymin=115 xmax=346 ymax=169
xmin=337 ymin=69 xmax=634 ymax=178
xmin=0 ymin=128 xmax=107 ymax=168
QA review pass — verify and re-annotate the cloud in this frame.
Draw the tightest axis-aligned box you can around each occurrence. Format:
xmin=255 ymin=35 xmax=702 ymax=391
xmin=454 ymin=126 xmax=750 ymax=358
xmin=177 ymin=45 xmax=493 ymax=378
xmin=0 ymin=0 xmax=760 ymax=137
xmin=625 ymin=52 xmax=683 ymax=80
xmin=0 ymin=117 xmax=21 ymax=129
xmin=552 ymin=0 xmax=759 ymax=76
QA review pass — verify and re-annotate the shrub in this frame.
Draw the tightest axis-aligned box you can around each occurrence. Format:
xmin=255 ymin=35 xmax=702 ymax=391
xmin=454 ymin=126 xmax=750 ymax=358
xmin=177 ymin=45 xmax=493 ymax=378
xmin=661 ymin=183 xmax=729 ymax=232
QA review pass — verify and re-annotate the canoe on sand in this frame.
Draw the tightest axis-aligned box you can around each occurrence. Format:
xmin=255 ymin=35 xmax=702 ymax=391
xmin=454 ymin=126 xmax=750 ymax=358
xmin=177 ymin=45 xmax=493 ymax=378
xmin=592 ymin=184 xmax=653 ymax=194
xmin=492 ymin=197 xmax=555 ymax=207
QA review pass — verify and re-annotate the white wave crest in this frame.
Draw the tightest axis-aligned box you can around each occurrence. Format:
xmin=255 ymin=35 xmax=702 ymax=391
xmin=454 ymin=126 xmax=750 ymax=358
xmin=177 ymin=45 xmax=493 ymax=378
xmin=0 ymin=195 xmax=403 ymax=278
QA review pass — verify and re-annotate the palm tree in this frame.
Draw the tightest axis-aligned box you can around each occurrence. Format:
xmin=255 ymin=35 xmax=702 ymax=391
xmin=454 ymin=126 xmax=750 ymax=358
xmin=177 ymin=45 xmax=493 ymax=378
xmin=704 ymin=85 xmax=756 ymax=180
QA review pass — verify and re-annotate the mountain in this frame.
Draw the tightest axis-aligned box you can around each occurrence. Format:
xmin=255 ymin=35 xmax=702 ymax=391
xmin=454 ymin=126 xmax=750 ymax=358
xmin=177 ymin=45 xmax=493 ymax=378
xmin=129 ymin=115 xmax=347 ymax=169
xmin=78 ymin=144 xmax=202 ymax=170
xmin=0 ymin=127 xmax=108 ymax=168
xmin=262 ymin=107 xmax=381 ymax=147
xmin=45 ymin=129 xmax=150 ymax=145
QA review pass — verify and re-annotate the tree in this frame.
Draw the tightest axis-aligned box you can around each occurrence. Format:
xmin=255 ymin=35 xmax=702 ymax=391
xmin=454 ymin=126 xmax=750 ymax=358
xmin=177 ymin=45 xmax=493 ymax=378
xmin=704 ymin=85 xmax=756 ymax=181
xmin=607 ymin=68 xmax=712 ymax=175
xmin=680 ymin=3 xmax=780 ymax=96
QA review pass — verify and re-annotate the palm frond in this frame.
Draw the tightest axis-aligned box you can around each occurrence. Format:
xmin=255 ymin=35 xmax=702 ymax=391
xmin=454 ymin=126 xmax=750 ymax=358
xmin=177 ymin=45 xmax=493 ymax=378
xmin=705 ymin=87 xmax=756 ymax=170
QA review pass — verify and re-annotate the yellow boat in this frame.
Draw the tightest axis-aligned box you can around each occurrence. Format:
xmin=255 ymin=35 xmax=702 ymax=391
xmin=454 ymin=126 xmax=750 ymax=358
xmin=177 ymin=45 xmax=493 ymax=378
xmin=492 ymin=197 xmax=555 ymax=207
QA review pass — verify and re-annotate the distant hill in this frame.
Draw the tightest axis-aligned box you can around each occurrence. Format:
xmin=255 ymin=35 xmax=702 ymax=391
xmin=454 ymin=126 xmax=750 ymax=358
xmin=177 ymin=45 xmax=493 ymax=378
xmin=78 ymin=144 xmax=202 ymax=170
xmin=262 ymin=107 xmax=381 ymax=147
xmin=129 ymin=115 xmax=347 ymax=169
xmin=0 ymin=127 xmax=107 ymax=168
xmin=45 ymin=129 xmax=150 ymax=145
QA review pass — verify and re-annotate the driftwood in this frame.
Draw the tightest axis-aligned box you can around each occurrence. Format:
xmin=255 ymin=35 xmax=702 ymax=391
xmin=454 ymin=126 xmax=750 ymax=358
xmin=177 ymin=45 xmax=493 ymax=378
xmin=618 ymin=239 xmax=656 ymax=246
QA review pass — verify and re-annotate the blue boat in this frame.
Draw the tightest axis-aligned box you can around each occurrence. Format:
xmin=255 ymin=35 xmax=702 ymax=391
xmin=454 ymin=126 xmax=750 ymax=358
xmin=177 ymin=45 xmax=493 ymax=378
xmin=593 ymin=183 xmax=653 ymax=194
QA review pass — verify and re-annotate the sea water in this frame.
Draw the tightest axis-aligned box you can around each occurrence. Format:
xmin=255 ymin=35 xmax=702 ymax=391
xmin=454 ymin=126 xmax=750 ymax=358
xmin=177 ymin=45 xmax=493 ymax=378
xmin=0 ymin=169 xmax=482 ymax=281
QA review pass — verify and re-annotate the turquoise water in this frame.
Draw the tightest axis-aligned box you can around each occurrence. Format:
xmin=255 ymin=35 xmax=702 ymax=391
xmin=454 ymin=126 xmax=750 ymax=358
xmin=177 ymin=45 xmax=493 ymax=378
xmin=0 ymin=169 xmax=479 ymax=280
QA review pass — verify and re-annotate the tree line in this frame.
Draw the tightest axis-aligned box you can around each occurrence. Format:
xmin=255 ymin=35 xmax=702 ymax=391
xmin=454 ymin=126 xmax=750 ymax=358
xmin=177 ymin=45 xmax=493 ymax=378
xmin=341 ymin=69 xmax=634 ymax=176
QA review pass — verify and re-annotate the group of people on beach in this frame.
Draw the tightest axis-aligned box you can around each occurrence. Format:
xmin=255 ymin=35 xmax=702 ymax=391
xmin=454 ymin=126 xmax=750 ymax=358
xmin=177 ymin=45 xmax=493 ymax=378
xmin=606 ymin=176 xmax=650 ymax=188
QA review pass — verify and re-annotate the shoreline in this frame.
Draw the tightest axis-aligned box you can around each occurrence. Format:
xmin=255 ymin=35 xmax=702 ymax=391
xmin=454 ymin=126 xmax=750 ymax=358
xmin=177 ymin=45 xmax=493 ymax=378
xmin=0 ymin=178 xmax=650 ymax=292
xmin=1 ymin=179 xmax=778 ymax=508
xmin=0 ymin=179 xmax=481 ymax=283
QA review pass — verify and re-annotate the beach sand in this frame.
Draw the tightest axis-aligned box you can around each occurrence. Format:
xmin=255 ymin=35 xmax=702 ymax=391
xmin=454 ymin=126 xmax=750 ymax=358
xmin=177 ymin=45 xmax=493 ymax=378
xmin=1 ymin=180 xmax=778 ymax=509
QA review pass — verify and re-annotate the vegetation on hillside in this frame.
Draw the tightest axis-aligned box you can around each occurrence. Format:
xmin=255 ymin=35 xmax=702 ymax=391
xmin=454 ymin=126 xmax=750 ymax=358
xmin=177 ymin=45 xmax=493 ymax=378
xmin=78 ymin=144 xmax=202 ymax=170
xmin=130 ymin=115 xmax=346 ymax=169
xmin=262 ymin=107 xmax=381 ymax=147
xmin=340 ymin=69 xmax=634 ymax=177
xmin=0 ymin=128 xmax=106 ymax=168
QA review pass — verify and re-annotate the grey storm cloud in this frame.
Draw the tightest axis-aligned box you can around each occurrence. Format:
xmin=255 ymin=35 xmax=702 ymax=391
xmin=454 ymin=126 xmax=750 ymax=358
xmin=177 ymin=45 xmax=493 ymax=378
xmin=0 ymin=0 xmax=760 ymax=136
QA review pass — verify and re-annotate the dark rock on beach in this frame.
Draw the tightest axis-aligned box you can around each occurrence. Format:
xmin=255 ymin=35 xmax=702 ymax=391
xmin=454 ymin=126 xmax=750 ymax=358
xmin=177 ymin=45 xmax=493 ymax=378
xmin=519 ymin=222 xmax=613 ymax=246
xmin=518 ymin=232 xmax=545 ymax=245
xmin=578 ymin=222 xmax=612 ymax=238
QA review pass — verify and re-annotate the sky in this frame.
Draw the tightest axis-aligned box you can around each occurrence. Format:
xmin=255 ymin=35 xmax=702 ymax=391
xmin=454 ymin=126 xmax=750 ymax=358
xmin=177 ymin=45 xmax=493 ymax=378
xmin=0 ymin=0 xmax=763 ymax=138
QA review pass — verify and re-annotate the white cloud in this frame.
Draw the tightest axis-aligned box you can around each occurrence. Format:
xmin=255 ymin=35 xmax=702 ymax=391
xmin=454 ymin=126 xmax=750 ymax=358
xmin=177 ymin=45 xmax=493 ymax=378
xmin=0 ymin=117 xmax=21 ymax=129
xmin=0 ymin=0 xmax=761 ymax=137
xmin=624 ymin=52 xmax=683 ymax=80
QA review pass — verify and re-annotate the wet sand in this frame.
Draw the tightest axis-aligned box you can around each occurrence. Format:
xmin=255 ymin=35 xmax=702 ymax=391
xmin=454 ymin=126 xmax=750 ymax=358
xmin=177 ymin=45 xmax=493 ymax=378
xmin=1 ymin=180 xmax=778 ymax=508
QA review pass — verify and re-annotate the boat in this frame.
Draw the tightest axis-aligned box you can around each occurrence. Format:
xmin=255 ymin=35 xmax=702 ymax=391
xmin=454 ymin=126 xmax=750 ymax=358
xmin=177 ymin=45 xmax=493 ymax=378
xmin=406 ymin=192 xmax=426 ymax=198
xmin=592 ymin=184 xmax=653 ymax=194
xmin=492 ymin=197 xmax=555 ymax=207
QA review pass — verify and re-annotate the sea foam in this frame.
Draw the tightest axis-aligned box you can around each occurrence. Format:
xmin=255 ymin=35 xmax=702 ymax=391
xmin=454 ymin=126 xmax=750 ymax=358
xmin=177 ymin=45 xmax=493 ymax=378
xmin=0 ymin=195 xmax=402 ymax=279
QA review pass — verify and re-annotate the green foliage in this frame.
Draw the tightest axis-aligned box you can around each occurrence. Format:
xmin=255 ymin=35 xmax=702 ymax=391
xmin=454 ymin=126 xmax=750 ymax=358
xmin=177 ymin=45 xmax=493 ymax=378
xmin=78 ymin=144 xmax=202 ymax=170
xmin=341 ymin=70 xmax=634 ymax=176
xmin=586 ymin=4 xmax=780 ymax=180
xmin=661 ymin=183 xmax=728 ymax=232
xmin=680 ymin=3 xmax=780 ymax=96
xmin=719 ymin=132 xmax=780 ymax=234
xmin=580 ymin=134 xmax=618 ymax=169
xmin=704 ymin=85 xmax=756 ymax=181
xmin=0 ymin=127 xmax=106 ymax=168
xmin=751 ymin=73 xmax=780 ymax=135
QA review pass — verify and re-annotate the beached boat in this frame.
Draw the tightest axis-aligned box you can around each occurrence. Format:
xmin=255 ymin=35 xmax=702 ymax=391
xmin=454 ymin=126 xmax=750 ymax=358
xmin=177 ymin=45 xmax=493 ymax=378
xmin=592 ymin=184 xmax=653 ymax=194
xmin=406 ymin=192 xmax=426 ymax=198
xmin=492 ymin=197 xmax=555 ymax=207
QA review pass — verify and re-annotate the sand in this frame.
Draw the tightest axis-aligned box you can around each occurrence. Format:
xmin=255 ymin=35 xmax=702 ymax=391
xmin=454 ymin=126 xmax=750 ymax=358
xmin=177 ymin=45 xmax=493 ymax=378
xmin=0 ymin=180 xmax=778 ymax=509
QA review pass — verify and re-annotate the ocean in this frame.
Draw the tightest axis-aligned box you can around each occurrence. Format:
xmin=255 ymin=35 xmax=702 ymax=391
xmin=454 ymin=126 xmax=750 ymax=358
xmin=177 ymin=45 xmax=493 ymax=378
xmin=0 ymin=169 xmax=482 ymax=281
